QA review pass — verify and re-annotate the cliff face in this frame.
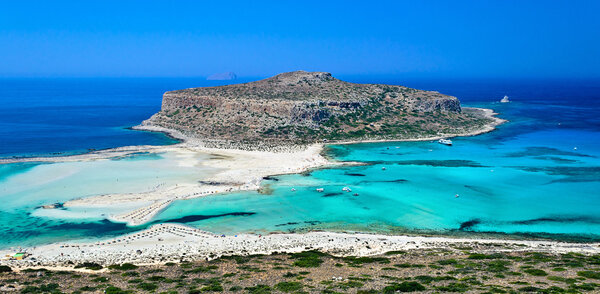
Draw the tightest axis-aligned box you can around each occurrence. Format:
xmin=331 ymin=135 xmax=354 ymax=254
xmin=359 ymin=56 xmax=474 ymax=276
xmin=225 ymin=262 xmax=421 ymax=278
xmin=143 ymin=71 xmax=487 ymax=146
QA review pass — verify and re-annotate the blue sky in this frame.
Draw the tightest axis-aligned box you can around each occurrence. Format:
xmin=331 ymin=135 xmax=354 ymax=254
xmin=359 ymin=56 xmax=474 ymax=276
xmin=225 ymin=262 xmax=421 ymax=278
xmin=0 ymin=0 xmax=598 ymax=78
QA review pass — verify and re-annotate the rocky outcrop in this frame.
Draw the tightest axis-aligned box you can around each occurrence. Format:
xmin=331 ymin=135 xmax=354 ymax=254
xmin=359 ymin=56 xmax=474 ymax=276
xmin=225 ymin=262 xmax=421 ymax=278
xmin=142 ymin=71 xmax=489 ymax=147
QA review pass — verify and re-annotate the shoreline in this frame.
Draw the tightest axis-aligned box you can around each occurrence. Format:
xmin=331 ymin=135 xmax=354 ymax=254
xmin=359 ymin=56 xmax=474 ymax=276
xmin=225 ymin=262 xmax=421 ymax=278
xmin=2 ymin=223 xmax=599 ymax=269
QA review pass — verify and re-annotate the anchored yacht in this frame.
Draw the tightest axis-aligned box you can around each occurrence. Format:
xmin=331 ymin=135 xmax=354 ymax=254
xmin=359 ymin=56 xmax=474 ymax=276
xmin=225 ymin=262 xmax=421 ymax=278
xmin=438 ymin=138 xmax=453 ymax=146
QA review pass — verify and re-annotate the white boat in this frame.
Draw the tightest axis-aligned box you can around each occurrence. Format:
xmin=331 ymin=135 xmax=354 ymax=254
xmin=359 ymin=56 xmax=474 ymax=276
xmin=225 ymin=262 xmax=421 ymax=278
xmin=316 ymin=188 xmax=324 ymax=192
xmin=291 ymin=188 xmax=296 ymax=192
xmin=500 ymin=95 xmax=510 ymax=103
xmin=438 ymin=139 xmax=452 ymax=146
xmin=342 ymin=187 xmax=352 ymax=192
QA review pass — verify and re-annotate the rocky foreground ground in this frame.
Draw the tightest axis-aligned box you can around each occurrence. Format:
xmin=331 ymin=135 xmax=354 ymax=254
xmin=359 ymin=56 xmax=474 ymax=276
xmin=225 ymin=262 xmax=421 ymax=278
xmin=2 ymin=245 xmax=600 ymax=293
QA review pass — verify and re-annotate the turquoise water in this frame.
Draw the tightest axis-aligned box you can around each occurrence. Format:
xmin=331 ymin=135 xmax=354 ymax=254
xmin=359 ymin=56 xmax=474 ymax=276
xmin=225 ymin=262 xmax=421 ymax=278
xmin=154 ymin=128 xmax=600 ymax=241
xmin=1 ymin=78 xmax=599 ymax=248
xmin=0 ymin=151 xmax=216 ymax=248
xmin=149 ymin=96 xmax=600 ymax=241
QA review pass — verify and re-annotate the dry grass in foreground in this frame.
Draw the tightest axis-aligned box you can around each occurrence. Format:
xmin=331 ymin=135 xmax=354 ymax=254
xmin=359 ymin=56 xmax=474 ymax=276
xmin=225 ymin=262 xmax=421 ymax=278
xmin=2 ymin=246 xmax=600 ymax=293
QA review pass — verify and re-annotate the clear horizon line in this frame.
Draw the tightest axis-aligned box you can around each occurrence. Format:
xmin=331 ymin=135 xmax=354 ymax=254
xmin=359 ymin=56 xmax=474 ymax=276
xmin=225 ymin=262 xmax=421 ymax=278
xmin=1 ymin=74 xmax=599 ymax=81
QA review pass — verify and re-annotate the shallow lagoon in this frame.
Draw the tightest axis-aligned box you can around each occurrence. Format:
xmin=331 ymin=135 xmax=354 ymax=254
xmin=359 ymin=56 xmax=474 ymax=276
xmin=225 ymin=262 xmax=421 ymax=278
xmin=0 ymin=151 xmax=215 ymax=248
xmin=155 ymin=127 xmax=600 ymax=240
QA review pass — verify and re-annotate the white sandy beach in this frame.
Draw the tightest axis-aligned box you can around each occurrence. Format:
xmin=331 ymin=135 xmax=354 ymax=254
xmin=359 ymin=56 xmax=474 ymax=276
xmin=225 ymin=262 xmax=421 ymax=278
xmin=60 ymin=143 xmax=334 ymax=226
xmin=2 ymin=223 xmax=599 ymax=269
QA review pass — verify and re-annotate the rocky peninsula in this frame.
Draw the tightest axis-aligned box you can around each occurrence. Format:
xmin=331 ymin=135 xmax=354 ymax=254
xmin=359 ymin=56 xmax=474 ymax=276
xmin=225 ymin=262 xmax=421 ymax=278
xmin=138 ymin=71 xmax=502 ymax=149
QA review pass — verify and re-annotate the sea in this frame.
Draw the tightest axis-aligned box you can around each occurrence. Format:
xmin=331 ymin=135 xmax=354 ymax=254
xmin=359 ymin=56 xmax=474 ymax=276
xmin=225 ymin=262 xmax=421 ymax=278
xmin=0 ymin=76 xmax=599 ymax=249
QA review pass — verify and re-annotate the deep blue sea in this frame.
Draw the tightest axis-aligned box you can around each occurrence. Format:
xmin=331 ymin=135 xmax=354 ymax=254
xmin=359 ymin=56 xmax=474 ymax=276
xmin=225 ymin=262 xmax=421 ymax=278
xmin=0 ymin=78 xmax=253 ymax=158
xmin=1 ymin=77 xmax=599 ymax=248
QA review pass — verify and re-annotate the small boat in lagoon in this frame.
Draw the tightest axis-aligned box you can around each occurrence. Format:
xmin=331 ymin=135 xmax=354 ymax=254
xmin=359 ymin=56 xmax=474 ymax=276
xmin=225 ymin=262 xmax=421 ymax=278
xmin=316 ymin=188 xmax=324 ymax=192
xmin=438 ymin=139 xmax=452 ymax=146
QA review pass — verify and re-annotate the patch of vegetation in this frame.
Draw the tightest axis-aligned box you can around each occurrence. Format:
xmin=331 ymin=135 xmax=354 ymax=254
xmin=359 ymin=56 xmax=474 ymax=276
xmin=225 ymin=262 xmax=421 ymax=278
xmin=577 ymin=270 xmax=600 ymax=279
xmin=357 ymin=290 xmax=379 ymax=294
xmin=468 ymin=253 xmax=505 ymax=260
xmin=524 ymin=252 xmax=553 ymax=263
xmin=79 ymin=285 xmax=98 ymax=292
xmin=147 ymin=275 xmax=167 ymax=282
xmin=569 ymin=283 xmax=598 ymax=291
xmin=121 ymin=271 xmax=139 ymax=277
xmin=523 ymin=268 xmax=548 ymax=276
xmin=229 ymin=285 xmax=243 ymax=292
xmin=200 ymin=281 xmax=224 ymax=292
xmin=105 ymin=286 xmax=133 ymax=294
xmin=245 ymin=284 xmax=272 ymax=294
xmin=108 ymin=263 xmax=138 ymax=271
xmin=383 ymin=281 xmax=426 ymax=293
xmin=414 ymin=275 xmax=457 ymax=284
xmin=384 ymin=251 xmax=407 ymax=255
xmin=343 ymin=256 xmax=390 ymax=266
xmin=136 ymin=282 xmax=158 ymax=291
xmin=517 ymin=286 xmax=543 ymax=292
xmin=187 ymin=265 xmax=218 ymax=273
xmin=438 ymin=258 xmax=459 ymax=265
xmin=0 ymin=265 xmax=11 ymax=273
xmin=485 ymin=260 xmax=511 ymax=273
xmin=290 ymin=251 xmax=326 ymax=268
xmin=21 ymin=283 xmax=60 ymax=293
xmin=275 ymin=281 xmax=303 ymax=292
xmin=220 ymin=254 xmax=263 ymax=264
xmin=74 ymin=262 xmax=103 ymax=270
xmin=435 ymin=282 xmax=471 ymax=292
xmin=338 ymin=280 xmax=364 ymax=289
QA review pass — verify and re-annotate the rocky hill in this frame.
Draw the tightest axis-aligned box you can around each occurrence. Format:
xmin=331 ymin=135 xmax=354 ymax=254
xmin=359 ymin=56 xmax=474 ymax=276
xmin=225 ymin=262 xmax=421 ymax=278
xmin=141 ymin=71 xmax=496 ymax=147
